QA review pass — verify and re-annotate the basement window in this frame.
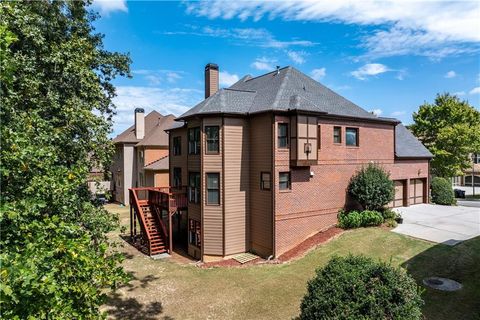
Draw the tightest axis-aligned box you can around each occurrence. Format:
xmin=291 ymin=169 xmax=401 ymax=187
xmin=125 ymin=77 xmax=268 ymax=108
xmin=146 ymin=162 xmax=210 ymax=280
xmin=189 ymin=219 xmax=201 ymax=248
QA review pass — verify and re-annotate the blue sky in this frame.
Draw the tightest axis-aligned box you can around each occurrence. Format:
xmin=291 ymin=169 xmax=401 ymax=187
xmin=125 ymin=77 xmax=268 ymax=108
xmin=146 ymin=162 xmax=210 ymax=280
xmin=91 ymin=1 xmax=480 ymax=136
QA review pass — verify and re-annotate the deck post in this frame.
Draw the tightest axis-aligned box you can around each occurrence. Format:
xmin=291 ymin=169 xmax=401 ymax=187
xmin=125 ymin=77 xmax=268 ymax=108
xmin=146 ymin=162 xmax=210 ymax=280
xmin=130 ymin=204 xmax=133 ymax=240
xmin=169 ymin=212 xmax=173 ymax=254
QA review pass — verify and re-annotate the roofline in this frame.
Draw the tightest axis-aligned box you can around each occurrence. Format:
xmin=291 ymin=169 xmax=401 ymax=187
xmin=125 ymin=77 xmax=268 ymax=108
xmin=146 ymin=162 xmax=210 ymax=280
xmin=176 ymin=109 xmax=400 ymax=125
xmin=395 ymin=155 xmax=433 ymax=160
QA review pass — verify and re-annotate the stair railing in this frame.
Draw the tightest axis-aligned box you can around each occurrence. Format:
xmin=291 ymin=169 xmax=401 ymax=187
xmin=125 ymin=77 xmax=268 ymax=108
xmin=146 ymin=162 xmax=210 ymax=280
xmin=129 ymin=188 xmax=152 ymax=255
xmin=149 ymin=189 xmax=170 ymax=253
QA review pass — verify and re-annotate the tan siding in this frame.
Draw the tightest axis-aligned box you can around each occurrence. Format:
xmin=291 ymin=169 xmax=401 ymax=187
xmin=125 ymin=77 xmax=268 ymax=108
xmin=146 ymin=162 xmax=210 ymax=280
xmin=202 ymin=118 xmax=224 ymax=256
xmin=249 ymin=114 xmax=273 ymax=257
xmin=224 ymin=118 xmax=249 ymax=255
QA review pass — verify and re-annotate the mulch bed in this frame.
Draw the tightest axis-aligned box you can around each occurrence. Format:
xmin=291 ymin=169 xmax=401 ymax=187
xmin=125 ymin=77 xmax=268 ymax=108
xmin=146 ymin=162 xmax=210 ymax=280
xmin=277 ymin=227 xmax=344 ymax=262
xmin=199 ymin=227 xmax=344 ymax=268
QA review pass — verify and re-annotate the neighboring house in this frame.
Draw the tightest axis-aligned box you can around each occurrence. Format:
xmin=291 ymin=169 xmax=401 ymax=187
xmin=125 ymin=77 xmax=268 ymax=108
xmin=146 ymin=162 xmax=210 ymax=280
xmin=452 ymin=153 xmax=480 ymax=187
xmin=161 ymin=63 xmax=433 ymax=262
xmin=111 ymin=109 xmax=175 ymax=204
xmin=87 ymin=164 xmax=111 ymax=196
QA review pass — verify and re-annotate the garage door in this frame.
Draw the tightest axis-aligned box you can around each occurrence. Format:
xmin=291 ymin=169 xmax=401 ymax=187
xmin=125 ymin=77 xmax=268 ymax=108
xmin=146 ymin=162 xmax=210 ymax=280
xmin=410 ymin=179 xmax=425 ymax=205
xmin=390 ymin=180 xmax=405 ymax=208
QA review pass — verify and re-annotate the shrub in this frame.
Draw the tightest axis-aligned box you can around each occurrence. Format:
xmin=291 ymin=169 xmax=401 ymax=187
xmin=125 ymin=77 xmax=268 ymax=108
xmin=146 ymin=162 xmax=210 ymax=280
xmin=381 ymin=208 xmax=397 ymax=220
xmin=337 ymin=210 xmax=362 ymax=229
xmin=338 ymin=210 xmax=384 ymax=229
xmin=300 ymin=255 xmax=423 ymax=320
xmin=361 ymin=210 xmax=384 ymax=226
xmin=431 ymin=177 xmax=455 ymax=205
xmin=385 ymin=219 xmax=398 ymax=228
xmin=348 ymin=163 xmax=395 ymax=210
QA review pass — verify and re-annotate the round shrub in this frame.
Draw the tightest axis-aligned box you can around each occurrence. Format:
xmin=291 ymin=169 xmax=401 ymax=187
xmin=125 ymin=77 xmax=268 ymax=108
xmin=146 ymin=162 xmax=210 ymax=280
xmin=431 ymin=177 xmax=455 ymax=205
xmin=348 ymin=163 xmax=395 ymax=210
xmin=361 ymin=210 xmax=384 ymax=226
xmin=337 ymin=210 xmax=362 ymax=229
xmin=300 ymin=255 xmax=423 ymax=320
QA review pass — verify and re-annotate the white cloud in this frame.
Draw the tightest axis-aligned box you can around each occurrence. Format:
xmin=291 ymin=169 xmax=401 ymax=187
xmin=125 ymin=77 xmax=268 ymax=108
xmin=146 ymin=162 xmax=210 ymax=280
xmin=185 ymin=1 xmax=480 ymax=59
xmin=445 ymin=71 xmax=457 ymax=78
xmin=351 ymin=63 xmax=390 ymax=80
xmin=287 ymin=50 xmax=307 ymax=64
xmin=370 ymin=108 xmax=383 ymax=116
xmin=311 ymin=68 xmax=326 ymax=81
xmin=164 ymin=26 xmax=315 ymax=49
xmin=251 ymin=57 xmax=276 ymax=71
xmin=219 ymin=71 xmax=239 ymax=87
xmin=132 ymin=69 xmax=184 ymax=85
xmin=469 ymin=87 xmax=480 ymax=95
xmin=92 ymin=0 xmax=127 ymax=15
xmin=111 ymin=86 xmax=202 ymax=135
xmin=391 ymin=111 xmax=406 ymax=117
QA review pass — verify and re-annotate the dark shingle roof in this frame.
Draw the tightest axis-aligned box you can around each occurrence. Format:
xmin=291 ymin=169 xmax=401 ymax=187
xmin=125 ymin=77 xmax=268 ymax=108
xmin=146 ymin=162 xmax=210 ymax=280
xmin=395 ymin=124 xmax=433 ymax=158
xmin=178 ymin=67 xmax=387 ymax=121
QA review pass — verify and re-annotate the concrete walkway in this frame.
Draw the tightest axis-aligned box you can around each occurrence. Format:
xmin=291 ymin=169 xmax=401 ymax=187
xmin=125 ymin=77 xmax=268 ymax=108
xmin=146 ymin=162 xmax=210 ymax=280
xmin=392 ymin=204 xmax=480 ymax=246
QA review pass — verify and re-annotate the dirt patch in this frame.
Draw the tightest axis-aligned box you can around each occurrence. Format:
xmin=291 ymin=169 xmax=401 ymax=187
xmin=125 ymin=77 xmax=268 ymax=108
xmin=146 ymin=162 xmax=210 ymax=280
xmin=277 ymin=227 xmax=344 ymax=262
xmin=200 ymin=257 xmax=264 ymax=268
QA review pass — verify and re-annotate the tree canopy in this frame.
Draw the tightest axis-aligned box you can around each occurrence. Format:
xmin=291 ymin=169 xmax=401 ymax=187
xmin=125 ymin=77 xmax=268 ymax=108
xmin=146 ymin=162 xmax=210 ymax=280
xmin=410 ymin=93 xmax=480 ymax=178
xmin=1 ymin=1 xmax=131 ymax=318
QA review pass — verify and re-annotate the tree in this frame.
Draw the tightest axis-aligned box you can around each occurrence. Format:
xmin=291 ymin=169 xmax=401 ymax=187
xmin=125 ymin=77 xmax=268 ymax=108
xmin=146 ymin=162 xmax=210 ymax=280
xmin=430 ymin=177 xmax=456 ymax=205
xmin=1 ymin=1 xmax=131 ymax=318
xmin=348 ymin=163 xmax=394 ymax=211
xmin=300 ymin=255 xmax=423 ymax=320
xmin=409 ymin=93 xmax=480 ymax=178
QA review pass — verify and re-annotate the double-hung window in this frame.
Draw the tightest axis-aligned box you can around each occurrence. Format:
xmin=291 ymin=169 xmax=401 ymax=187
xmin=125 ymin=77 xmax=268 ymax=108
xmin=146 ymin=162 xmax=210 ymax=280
xmin=188 ymin=127 xmax=200 ymax=155
xmin=172 ymin=136 xmax=181 ymax=155
xmin=205 ymin=126 xmax=219 ymax=154
xmin=188 ymin=172 xmax=200 ymax=203
xmin=346 ymin=128 xmax=359 ymax=146
xmin=206 ymin=173 xmax=220 ymax=205
xmin=333 ymin=126 xmax=342 ymax=144
xmin=279 ymin=172 xmax=291 ymax=190
xmin=278 ymin=123 xmax=289 ymax=148
xmin=260 ymin=172 xmax=271 ymax=190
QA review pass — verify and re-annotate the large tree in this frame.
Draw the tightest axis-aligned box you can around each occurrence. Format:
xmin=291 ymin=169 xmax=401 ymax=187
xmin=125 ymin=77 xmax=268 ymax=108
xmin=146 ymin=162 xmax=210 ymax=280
xmin=410 ymin=93 xmax=480 ymax=178
xmin=1 ymin=1 xmax=131 ymax=318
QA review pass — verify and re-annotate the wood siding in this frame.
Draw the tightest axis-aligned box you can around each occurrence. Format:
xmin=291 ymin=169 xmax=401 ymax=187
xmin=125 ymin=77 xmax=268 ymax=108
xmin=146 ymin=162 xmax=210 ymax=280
xmin=249 ymin=114 xmax=274 ymax=257
xmin=202 ymin=118 xmax=224 ymax=256
xmin=223 ymin=118 xmax=249 ymax=255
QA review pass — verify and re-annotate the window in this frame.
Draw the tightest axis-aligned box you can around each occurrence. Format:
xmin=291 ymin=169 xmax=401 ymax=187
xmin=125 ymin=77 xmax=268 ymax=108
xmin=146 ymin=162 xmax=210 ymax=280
xmin=189 ymin=219 xmax=201 ymax=248
xmin=173 ymin=136 xmax=181 ymax=156
xmin=333 ymin=126 xmax=342 ymax=144
xmin=205 ymin=126 xmax=220 ymax=154
xmin=473 ymin=153 xmax=480 ymax=164
xmin=206 ymin=173 xmax=220 ymax=205
xmin=139 ymin=173 xmax=144 ymax=187
xmin=278 ymin=123 xmax=289 ymax=148
xmin=188 ymin=127 xmax=200 ymax=155
xmin=260 ymin=172 xmax=271 ymax=190
xmin=173 ymin=168 xmax=182 ymax=188
xmin=279 ymin=172 xmax=291 ymax=190
xmin=188 ymin=172 xmax=200 ymax=203
xmin=346 ymin=127 xmax=359 ymax=146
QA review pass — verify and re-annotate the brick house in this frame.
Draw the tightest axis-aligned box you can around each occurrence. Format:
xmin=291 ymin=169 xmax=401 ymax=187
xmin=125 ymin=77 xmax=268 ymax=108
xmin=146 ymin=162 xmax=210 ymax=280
xmin=129 ymin=64 xmax=432 ymax=260
xmin=452 ymin=153 xmax=480 ymax=187
xmin=111 ymin=109 xmax=175 ymax=204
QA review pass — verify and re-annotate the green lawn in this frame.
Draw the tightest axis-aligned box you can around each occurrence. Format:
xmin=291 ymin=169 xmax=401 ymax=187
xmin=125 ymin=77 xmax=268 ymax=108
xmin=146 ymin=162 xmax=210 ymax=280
xmin=103 ymin=204 xmax=480 ymax=320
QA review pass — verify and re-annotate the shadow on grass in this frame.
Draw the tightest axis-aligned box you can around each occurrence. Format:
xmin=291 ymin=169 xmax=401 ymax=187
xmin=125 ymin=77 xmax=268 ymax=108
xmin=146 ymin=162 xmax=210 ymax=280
xmin=105 ymin=272 xmax=170 ymax=320
xmin=401 ymin=236 xmax=480 ymax=320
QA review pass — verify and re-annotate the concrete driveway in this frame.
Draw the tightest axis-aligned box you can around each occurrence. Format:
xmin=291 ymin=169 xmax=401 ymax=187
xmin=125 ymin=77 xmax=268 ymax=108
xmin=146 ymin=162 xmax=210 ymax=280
xmin=392 ymin=204 xmax=480 ymax=246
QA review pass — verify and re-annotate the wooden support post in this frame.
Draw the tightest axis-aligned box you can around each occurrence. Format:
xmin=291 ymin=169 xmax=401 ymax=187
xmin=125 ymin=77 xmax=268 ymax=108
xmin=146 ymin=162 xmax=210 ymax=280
xmin=130 ymin=205 xmax=133 ymax=240
xmin=169 ymin=212 xmax=173 ymax=254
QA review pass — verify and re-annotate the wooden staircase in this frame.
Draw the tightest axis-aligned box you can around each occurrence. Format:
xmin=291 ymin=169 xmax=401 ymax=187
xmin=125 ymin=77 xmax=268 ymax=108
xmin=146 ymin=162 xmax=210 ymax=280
xmin=129 ymin=187 xmax=188 ymax=257
xmin=140 ymin=204 xmax=167 ymax=255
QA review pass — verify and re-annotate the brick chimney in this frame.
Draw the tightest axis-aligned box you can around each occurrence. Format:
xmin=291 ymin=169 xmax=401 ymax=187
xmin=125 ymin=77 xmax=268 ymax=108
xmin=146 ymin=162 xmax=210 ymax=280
xmin=134 ymin=108 xmax=145 ymax=140
xmin=205 ymin=63 xmax=219 ymax=98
